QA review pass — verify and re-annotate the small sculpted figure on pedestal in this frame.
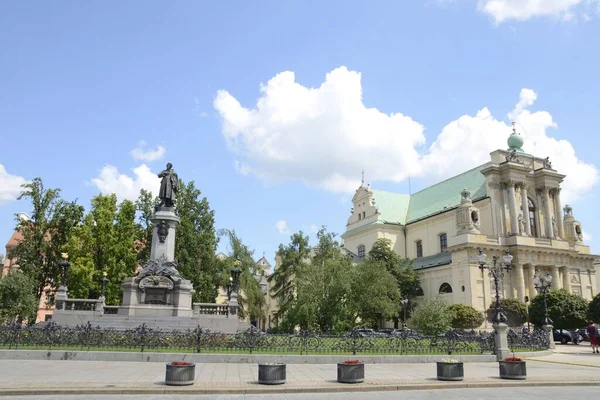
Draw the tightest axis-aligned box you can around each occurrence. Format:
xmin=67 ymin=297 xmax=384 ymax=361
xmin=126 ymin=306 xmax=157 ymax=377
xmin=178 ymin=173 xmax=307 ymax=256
xmin=158 ymin=163 xmax=180 ymax=208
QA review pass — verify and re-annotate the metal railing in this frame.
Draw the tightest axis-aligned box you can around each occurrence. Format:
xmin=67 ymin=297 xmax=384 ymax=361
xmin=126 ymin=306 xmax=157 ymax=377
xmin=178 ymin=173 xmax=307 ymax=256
xmin=0 ymin=323 xmax=497 ymax=355
xmin=507 ymin=328 xmax=550 ymax=352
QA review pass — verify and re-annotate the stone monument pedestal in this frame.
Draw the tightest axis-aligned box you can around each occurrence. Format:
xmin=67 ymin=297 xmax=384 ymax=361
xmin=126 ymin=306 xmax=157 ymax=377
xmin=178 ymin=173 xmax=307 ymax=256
xmin=493 ymin=322 xmax=511 ymax=361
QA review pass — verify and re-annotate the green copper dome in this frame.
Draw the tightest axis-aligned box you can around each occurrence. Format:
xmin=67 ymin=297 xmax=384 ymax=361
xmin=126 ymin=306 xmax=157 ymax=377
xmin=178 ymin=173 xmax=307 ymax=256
xmin=507 ymin=122 xmax=524 ymax=152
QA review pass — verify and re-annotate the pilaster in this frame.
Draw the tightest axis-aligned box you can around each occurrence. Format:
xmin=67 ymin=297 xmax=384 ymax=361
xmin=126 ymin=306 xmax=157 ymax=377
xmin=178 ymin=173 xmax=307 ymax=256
xmin=543 ymin=188 xmax=554 ymax=238
xmin=514 ymin=264 xmax=525 ymax=302
xmin=552 ymin=188 xmax=565 ymax=239
xmin=562 ymin=266 xmax=571 ymax=293
xmin=551 ymin=265 xmax=560 ymax=291
xmin=507 ymin=183 xmax=519 ymax=235
xmin=520 ymin=185 xmax=532 ymax=236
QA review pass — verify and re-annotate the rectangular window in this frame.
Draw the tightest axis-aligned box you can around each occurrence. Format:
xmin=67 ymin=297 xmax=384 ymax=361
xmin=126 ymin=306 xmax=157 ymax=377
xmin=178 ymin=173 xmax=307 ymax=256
xmin=440 ymin=233 xmax=447 ymax=251
xmin=358 ymin=245 xmax=365 ymax=259
xmin=416 ymin=240 xmax=423 ymax=258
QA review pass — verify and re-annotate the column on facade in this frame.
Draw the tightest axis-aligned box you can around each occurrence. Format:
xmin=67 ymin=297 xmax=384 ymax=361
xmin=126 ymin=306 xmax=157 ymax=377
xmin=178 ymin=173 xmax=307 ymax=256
xmin=514 ymin=264 xmax=526 ymax=302
xmin=562 ymin=266 xmax=571 ymax=293
xmin=551 ymin=265 xmax=560 ymax=291
xmin=527 ymin=265 xmax=536 ymax=300
xmin=544 ymin=187 xmax=554 ymax=238
xmin=520 ymin=184 xmax=532 ymax=236
xmin=535 ymin=188 xmax=545 ymax=237
xmin=553 ymin=188 xmax=565 ymax=239
xmin=507 ymin=182 xmax=519 ymax=235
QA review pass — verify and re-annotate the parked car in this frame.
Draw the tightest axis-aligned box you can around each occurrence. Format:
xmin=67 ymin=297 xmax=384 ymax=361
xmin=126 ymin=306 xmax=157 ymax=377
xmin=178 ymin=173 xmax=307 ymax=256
xmin=554 ymin=329 xmax=572 ymax=344
xmin=577 ymin=328 xmax=590 ymax=342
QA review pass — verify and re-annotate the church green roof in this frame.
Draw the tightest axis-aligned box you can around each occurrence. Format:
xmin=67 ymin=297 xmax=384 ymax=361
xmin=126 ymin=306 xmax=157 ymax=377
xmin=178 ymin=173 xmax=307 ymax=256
xmin=369 ymin=164 xmax=488 ymax=226
xmin=370 ymin=190 xmax=410 ymax=225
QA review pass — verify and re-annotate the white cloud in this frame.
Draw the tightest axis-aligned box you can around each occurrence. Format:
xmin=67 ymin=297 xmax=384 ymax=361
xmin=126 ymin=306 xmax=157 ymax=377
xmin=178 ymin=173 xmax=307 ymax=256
xmin=214 ymin=67 xmax=598 ymax=205
xmin=583 ymin=232 xmax=593 ymax=242
xmin=478 ymin=0 xmax=599 ymax=24
xmin=0 ymin=165 xmax=26 ymax=204
xmin=89 ymin=164 xmax=160 ymax=201
xmin=214 ymin=67 xmax=425 ymax=193
xmin=423 ymin=88 xmax=598 ymax=204
xmin=275 ymin=220 xmax=290 ymax=235
xmin=130 ymin=141 xmax=166 ymax=162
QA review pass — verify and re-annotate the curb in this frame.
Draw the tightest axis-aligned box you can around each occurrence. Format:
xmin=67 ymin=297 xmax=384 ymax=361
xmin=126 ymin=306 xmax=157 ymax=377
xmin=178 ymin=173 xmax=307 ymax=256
xmin=1 ymin=380 xmax=599 ymax=396
xmin=523 ymin=357 xmax=600 ymax=369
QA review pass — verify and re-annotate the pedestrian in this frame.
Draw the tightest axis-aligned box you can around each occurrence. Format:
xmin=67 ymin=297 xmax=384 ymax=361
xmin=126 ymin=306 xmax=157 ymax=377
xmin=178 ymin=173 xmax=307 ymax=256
xmin=521 ymin=325 xmax=527 ymax=334
xmin=586 ymin=321 xmax=599 ymax=353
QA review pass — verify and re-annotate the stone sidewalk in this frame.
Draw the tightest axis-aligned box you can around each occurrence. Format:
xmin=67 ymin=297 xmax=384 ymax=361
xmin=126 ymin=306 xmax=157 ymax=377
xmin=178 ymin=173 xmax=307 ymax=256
xmin=1 ymin=354 xmax=600 ymax=396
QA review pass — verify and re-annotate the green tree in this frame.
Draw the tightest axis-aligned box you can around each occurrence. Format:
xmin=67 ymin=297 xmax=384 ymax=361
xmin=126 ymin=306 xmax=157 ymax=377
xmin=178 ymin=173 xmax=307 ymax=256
xmin=175 ymin=180 xmax=220 ymax=303
xmin=268 ymin=231 xmax=311 ymax=323
xmin=349 ymin=259 xmax=400 ymax=329
xmin=412 ymin=297 xmax=452 ymax=335
xmin=134 ymin=188 xmax=158 ymax=263
xmin=367 ymin=238 xmax=421 ymax=299
xmin=0 ymin=271 xmax=38 ymax=323
xmin=64 ymin=194 xmax=138 ymax=304
xmin=217 ymin=229 xmax=266 ymax=323
xmin=486 ymin=298 xmax=528 ymax=327
xmin=588 ymin=293 xmax=600 ymax=323
xmin=529 ymin=289 xmax=588 ymax=329
xmin=448 ymin=303 xmax=484 ymax=329
xmin=8 ymin=178 xmax=84 ymax=300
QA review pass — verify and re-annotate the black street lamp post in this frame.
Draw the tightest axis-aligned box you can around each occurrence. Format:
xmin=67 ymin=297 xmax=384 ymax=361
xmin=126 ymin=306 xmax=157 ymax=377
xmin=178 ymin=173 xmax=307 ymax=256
xmin=401 ymin=298 xmax=409 ymax=330
xmin=533 ymin=273 xmax=553 ymax=326
xmin=58 ymin=253 xmax=71 ymax=287
xmin=476 ymin=247 xmax=513 ymax=324
xmin=101 ymin=272 xmax=109 ymax=298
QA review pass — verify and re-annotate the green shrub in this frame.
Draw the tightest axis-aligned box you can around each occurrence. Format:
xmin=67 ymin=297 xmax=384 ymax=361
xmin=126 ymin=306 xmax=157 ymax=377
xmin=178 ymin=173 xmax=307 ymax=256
xmin=448 ymin=304 xmax=484 ymax=329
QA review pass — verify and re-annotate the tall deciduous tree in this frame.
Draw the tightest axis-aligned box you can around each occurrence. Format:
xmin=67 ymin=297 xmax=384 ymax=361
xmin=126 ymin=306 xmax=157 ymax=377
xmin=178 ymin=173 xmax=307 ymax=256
xmin=588 ymin=293 xmax=600 ymax=323
xmin=9 ymin=178 xmax=84 ymax=301
xmin=134 ymin=189 xmax=157 ymax=264
xmin=64 ymin=194 xmax=138 ymax=304
xmin=175 ymin=180 xmax=219 ymax=303
xmin=268 ymin=231 xmax=311 ymax=323
xmin=217 ymin=229 xmax=265 ymax=322
xmin=367 ymin=238 xmax=421 ymax=299
xmin=0 ymin=271 xmax=38 ymax=323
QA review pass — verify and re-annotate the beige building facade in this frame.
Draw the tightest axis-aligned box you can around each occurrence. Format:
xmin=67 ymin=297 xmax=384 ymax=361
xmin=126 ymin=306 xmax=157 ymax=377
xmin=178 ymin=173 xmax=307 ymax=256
xmin=342 ymin=126 xmax=598 ymax=320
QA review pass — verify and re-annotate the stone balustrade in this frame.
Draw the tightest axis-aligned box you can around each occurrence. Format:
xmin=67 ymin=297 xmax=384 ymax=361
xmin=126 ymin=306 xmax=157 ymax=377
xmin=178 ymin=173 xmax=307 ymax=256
xmin=193 ymin=303 xmax=229 ymax=316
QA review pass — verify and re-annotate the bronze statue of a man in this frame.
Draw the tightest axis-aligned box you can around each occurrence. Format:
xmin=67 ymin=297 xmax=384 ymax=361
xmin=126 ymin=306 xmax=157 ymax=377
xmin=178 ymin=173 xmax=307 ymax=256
xmin=158 ymin=162 xmax=180 ymax=208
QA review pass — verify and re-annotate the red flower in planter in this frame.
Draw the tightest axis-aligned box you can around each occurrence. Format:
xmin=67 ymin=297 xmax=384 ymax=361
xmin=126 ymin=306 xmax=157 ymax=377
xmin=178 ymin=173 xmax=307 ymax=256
xmin=504 ymin=357 xmax=522 ymax=362
xmin=343 ymin=360 xmax=361 ymax=365
xmin=171 ymin=361 xmax=193 ymax=366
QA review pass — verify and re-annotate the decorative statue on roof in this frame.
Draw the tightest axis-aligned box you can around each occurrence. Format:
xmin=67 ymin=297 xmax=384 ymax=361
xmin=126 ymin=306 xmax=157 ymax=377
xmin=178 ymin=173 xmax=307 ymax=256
xmin=543 ymin=157 xmax=553 ymax=170
xmin=158 ymin=162 xmax=180 ymax=208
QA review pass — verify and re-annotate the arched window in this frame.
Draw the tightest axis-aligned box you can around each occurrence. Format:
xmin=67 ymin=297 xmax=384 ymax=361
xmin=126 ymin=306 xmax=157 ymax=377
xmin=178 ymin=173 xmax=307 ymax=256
xmin=439 ymin=282 xmax=453 ymax=294
xmin=416 ymin=240 xmax=423 ymax=258
xmin=527 ymin=198 xmax=537 ymax=237
xmin=415 ymin=286 xmax=424 ymax=296
xmin=357 ymin=245 xmax=365 ymax=259
xmin=439 ymin=233 xmax=448 ymax=251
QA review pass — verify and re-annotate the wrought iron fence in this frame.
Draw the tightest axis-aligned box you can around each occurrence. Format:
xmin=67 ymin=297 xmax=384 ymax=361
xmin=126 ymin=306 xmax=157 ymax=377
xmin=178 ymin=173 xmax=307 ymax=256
xmin=507 ymin=328 xmax=550 ymax=352
xmin=0 ymin=323 xmax=499 ymax=355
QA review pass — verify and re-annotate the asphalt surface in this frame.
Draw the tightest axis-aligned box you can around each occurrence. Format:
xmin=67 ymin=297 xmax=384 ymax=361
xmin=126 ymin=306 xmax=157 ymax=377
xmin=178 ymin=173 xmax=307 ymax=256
xmin=4 ymin=386 xmax=599 ymax=399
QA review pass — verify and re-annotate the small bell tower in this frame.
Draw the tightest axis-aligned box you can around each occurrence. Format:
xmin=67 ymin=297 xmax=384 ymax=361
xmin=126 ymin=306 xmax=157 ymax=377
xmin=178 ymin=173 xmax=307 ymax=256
xmin=456 ymin=188 xmax=481 ymax=235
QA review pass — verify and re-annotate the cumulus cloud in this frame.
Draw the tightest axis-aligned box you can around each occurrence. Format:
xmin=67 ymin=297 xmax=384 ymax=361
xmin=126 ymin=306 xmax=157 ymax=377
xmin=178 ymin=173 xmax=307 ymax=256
xmin=423 ymin=88 xmax=598 ymax=204
xmin=214 ymin=67 xmax=598 ymax=205
xmin=214 ymin=67 xmax=425 ymax=193
xmin=275 ymin=220 xmax=290 ymax=235
xmin=130 ymin=141 xmax=166 ymax=162
xmin=478 ymin=0 xmax=598 ymax=24
xmin=0 ymin=164 xmax=26 ymax=204
xmin=89 ymin=164 xmax=160 ymax=201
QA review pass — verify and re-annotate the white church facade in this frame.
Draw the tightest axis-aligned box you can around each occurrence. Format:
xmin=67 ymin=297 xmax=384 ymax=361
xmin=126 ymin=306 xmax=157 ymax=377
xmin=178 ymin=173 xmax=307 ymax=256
xmin=341 ymin=125 xmax=598 ymax=315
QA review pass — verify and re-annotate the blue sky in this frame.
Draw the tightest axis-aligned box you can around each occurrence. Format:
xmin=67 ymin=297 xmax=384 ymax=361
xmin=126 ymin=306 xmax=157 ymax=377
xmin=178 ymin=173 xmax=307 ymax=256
xmin=1 ymin=1 xmax=599 ymax=268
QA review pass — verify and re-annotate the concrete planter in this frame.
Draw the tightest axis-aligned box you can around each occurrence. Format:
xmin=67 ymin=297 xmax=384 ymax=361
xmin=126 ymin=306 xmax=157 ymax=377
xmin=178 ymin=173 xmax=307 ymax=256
xmin=165 ymin=362 xmax=195 ymax=386
xmin=337 ymin=362 xmax=364 ymax=383
xmin=436 ymin=362 xmax=464 ymax=381
xmin=258 ymin=363 xmax=286 ymax=385
xmin=499 ymin=361 xmax=526 ymax=380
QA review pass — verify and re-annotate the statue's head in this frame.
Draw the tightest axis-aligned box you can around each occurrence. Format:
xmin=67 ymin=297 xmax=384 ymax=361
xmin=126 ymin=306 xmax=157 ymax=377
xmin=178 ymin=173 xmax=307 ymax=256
xmin=166 ymin=162 xmax=173 ymax=170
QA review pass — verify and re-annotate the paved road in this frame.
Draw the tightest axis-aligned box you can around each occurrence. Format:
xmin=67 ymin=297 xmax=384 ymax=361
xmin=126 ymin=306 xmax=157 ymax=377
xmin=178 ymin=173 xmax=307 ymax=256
xmin=5 ymin=386 xmax=600 ymax=399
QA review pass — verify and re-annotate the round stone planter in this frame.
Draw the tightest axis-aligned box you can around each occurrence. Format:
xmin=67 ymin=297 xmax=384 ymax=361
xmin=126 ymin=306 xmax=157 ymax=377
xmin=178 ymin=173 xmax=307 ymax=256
xmin=499 ymin=361 xmax=527 ymax=380
xmin=337 ymin=362 xmax=365 ymax=384
xmin=165 ymin=362 xmax=196 ymax=386
xmin=436 ymin=362 xmax=464 ymax=381
xmin=258 ymin=363 xmax=286 ymax=385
